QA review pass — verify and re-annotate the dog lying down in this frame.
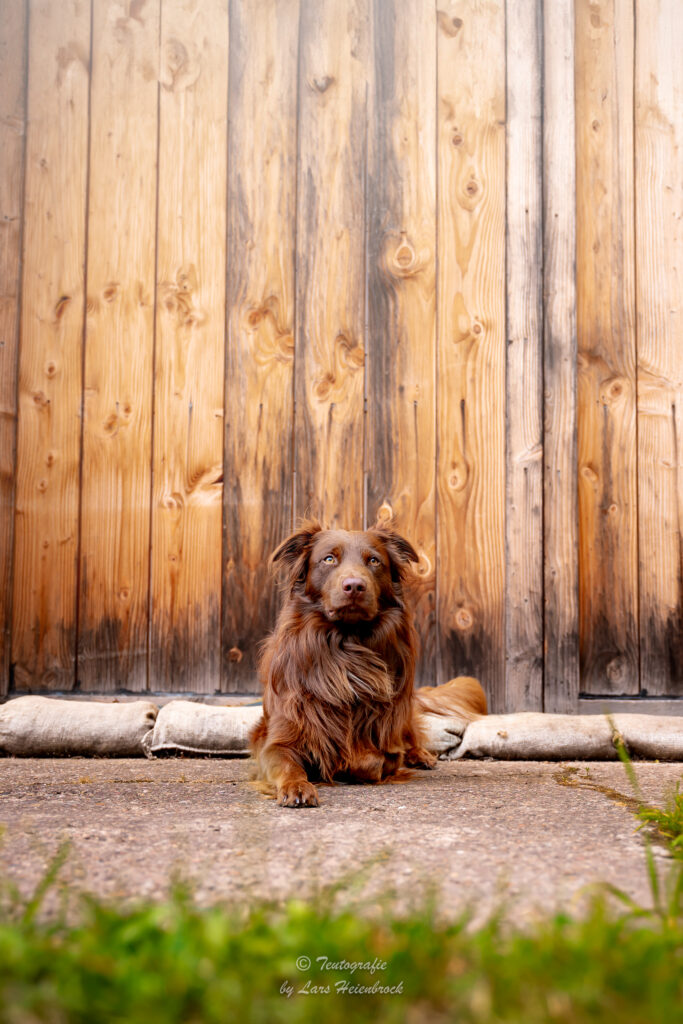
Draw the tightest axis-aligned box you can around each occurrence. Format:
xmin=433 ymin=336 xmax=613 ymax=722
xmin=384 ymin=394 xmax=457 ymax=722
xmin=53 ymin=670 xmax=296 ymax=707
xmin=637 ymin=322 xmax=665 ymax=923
xmin=250 ymin=520 xmax=487 ymax=807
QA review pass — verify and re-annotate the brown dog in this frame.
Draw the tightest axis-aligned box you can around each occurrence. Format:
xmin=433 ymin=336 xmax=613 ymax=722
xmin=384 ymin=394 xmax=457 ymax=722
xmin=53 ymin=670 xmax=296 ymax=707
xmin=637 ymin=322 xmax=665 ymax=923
xmin=250 ymin=520 xmax=487 ymax=807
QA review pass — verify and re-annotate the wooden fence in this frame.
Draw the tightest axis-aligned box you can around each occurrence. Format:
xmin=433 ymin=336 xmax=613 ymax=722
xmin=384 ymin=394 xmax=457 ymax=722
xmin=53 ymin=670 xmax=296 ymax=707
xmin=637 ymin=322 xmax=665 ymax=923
xmin=0 ymin=0 xmax=681 ymax=711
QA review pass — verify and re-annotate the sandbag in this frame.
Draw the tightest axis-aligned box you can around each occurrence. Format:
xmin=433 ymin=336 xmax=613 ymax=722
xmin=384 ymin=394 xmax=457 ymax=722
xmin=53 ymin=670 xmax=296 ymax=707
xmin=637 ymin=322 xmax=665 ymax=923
xmin=449 ymin=713 xmax=618 ymax=760
xmin=0 ymin=696 xmax=158 ymax=758
xmin=147 ymin=700 xmax=263 ymax=756
xmin=418 ymin=712 xmax=469 ymax=756
xmin=612 ymin=714 xmax=683 ymax=761
xmin=448 ymin=712 xmax=683 ymax=761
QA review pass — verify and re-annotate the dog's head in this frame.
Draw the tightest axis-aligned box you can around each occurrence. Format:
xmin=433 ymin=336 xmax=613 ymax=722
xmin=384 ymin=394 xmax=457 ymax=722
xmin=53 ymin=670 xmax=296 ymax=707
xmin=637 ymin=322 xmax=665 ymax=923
xmin=270 ymin=519 xmax=419 ymax=624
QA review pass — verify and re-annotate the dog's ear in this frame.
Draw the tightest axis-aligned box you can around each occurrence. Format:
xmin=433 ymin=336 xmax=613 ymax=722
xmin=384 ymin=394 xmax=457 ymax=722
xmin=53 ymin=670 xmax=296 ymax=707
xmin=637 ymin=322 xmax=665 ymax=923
xmin=371 ymin=523 xmax=419 ymax=579
xmin=270 ymin=519 xmax=322 ymax=584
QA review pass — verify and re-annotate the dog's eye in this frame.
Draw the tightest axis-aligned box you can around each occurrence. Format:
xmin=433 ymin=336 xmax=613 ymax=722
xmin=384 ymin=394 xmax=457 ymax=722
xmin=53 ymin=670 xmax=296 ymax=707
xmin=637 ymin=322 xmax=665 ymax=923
xmin=322 ymin=554 xmax=336 ymax=564
xmin=368 ymin=556 xmax=381 ymax=566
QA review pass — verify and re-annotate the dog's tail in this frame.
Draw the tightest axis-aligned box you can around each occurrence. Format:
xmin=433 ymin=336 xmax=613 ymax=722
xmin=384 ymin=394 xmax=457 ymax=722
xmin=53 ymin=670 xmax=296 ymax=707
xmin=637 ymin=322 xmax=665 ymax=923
xmin=413 ymin=676 xmax=487 ymax=721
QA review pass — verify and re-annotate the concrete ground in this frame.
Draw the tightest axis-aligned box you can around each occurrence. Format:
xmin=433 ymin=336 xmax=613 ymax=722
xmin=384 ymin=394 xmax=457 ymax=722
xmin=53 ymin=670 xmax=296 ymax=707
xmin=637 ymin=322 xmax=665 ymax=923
xmin=1 ymin=757 xmax=681 ymax=923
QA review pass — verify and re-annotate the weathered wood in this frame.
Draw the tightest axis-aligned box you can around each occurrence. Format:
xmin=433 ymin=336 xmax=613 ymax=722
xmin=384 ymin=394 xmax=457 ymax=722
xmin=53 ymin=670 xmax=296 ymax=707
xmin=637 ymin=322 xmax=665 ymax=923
xmin=222 ymin=0 xmax=299 ymax=692
xmin=504 ymin=0 xmax=543 ymax=710
xmin=0 ymin=0 xmax=27 ymax=696
xmin=151 ymin=0 xmax=228 ymax=693
xmin=78 ymin=0 xmax=160 ymax=691
xmin=366 ymin=0 xmax=437 ymax=683
xmin=635 ymin=0 xmax=683 ymax=695
xmin=575 ymin=0 xmax=638 ymax=696
xmin=543 ymin=0 xmax=579 ymax=712
xmin=578 ymin=698 xmax=683 ymax=717
xmin=12 ymin=0 xmax=90 ymax=692
xmin=294 ymin=0 xmax=368 ymax=529
xmin=436 ymin=1 xmax=506 ymax=708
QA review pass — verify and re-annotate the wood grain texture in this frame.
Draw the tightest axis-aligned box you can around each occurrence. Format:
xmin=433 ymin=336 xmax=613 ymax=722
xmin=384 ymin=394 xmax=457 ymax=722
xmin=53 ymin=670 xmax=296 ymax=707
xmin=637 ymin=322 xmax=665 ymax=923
xmin=12 ymin=0 xmax=90 ymax=691
xmin=576 ymin=0 xmax=638 ymax=695
xmin=222 ymin=0 xmax=298 ymax=692
xmin=543 ymin=0 xmax=579 ymax=712
xmin=436 ymin=1 xmax=506 ymax=708
xmin=0 ymin=0 xmax=27 ymax=695
xmin=366 ymin=0 xmax=437 ymax=683
xmin=294 ymin=0 xmax=368 ymax=530
xmin=635 ymin=0 xmax=683 ymax=695
xmin=78 ymin=0 xmax=160 ymax=692
xmin=504 ymin=0 xmax=543 ymax=710
xmin=151 ymin=0 xmax=227 ymax=693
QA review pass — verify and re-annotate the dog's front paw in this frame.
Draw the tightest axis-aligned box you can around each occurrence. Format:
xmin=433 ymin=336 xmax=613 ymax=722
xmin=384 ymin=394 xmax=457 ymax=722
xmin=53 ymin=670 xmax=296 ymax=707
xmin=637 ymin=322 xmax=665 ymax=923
xmin=277 ymin=780 xmax=320 ymax=808
xmin=404 ymin=747 xmax=437 ymax=770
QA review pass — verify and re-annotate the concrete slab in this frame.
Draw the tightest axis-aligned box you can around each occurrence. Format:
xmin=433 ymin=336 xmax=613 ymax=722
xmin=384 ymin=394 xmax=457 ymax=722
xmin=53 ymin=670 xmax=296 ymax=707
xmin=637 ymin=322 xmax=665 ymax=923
xmin=1 ymin=758 xmax=681 ymax=923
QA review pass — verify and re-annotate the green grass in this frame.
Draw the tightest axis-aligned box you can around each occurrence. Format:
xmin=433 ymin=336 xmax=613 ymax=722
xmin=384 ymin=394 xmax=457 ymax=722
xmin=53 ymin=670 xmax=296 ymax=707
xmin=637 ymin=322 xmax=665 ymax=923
xmin=1 ymin=759 xmax=682 ymax=1024
xmin=0 ymin=873 xmax=681 ymax=1024
xmin=637 ymin=782 xmax=683 ymax=860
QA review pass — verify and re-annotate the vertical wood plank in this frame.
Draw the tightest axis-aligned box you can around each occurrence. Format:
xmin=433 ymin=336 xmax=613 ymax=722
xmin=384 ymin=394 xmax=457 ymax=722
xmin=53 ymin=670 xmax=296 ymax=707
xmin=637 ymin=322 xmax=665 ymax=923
xmin=0 ymin=0 xmax=27 ymax=695
xmin=504 ymin=0 xmax=543 ymax=709
xmin=576 ymin=0 xmax=638 ymax=695
xmin=295 ymin=0 xmax=368 ymax=530
xmin=151 ymin=0 xmax=227 ymax=693
xmin=635 ymin=0 xmax=683 ymax=695
xmin=222 ymin=0 xmax=298 ymax=692
xmin=436 ymin=2 xmax=506 ymax=707
xmin=12 ymin=0 xmax=90 ymax=691
xmin=78 ymin=0 xmax=160 ymax=691
xmin=543 ymin=0 xmax=580 ymax=712
xmin=366 ymin=0 xmax=437 ymax=683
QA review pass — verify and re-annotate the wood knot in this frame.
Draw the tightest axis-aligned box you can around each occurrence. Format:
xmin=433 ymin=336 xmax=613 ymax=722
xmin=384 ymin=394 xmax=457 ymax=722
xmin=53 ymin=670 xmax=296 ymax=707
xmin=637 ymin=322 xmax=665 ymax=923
xmin=448 ymin=462 xmax=467 ymax=491
xmin=45 ymin=452 xmax=56 ymax=467
xmin=247 ymin=308 xmax=263 ymax=327
xmin=335 ymin=332 xmax=365 ymax=369
xmin=161 ymin=38 xmax=201 ymax=92
xmin=606 ymin=655 xmax=627 ymax=683
xmin=600 ymin=376 xmax=627 ymax=405
xmin=45 ymin=361 xmax=57 ymax=378
xmin=228 ymin=646 xmax=243 ymax=663
xmin=163 ymin=493 xmax=184 ymax=511
xmin=455 ymin=607 xmax=474 ymax=631
xmin=376 ymin=502 xmax=394 ymax=525
xmin=315 ymin=371 xmax=336 ymax=400
xmin=437 ymin=11 xmax=463 ymax=37
xmin=465 ymin=178 xmax=479 ymax=197
xmin=54 ymin=296 xmax=71 ymax=321
xmin=592 ymin=119 xmax=600 ymax=132
xmin=311 ymin=75 xmax=334 ymax=93
xmin=451 ymin=129 xmax=464 ymax=147
xmin=277 ymin=333 xmax=295 ymax=358
xmin=37 ymin=478 xmax=48 ymax=493
xmin=103 ymin=282 xmax=120 ymax=303
xmin=33 ymin=390 xmax=49 ymax=408
xmin=386 ymin=231 xmax=420 ymax=278
xmin=581 ymin=464 xmax=599 ymax=484
xmin=119 ymin=588 xmax=130 ymax=602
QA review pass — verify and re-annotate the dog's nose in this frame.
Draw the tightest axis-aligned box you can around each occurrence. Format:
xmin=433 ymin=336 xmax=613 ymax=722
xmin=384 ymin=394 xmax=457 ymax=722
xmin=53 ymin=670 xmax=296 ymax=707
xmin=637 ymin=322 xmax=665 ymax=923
xmin=342 ymin=576 xmax=366 ymax=595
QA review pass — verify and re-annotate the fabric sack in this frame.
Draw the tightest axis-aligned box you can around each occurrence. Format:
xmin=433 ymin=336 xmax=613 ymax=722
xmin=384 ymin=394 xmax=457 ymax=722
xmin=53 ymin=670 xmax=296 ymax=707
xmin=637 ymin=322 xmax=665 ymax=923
xmin=147 ymin=700 xmax=263 ymax=756
xmin=0 ymin=696 xmax=158 ymax=758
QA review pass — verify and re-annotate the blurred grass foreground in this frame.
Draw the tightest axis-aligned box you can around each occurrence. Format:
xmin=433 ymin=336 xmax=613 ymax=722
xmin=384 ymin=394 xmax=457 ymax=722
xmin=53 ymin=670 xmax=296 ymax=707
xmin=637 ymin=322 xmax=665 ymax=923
xmin=1 ymin=759 xmax=682 ymax=1024
xmin=0 ymin=840 xmax=682 ymax=1024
